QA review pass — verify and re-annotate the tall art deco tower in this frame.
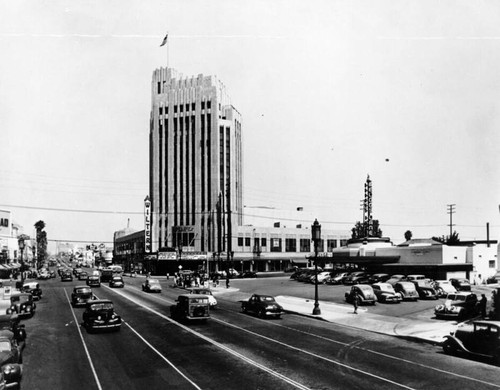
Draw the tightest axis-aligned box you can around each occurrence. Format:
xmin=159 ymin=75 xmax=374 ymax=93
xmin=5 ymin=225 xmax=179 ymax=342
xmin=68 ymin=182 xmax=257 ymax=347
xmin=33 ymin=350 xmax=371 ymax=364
xmin=149 ymin=68 xmax=243 ymax=255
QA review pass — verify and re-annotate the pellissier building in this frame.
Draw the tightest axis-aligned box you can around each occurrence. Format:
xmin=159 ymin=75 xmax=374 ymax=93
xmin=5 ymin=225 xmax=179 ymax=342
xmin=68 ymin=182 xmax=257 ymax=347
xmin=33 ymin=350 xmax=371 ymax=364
xmin=113 ymin=67 xmax=349 ymax=275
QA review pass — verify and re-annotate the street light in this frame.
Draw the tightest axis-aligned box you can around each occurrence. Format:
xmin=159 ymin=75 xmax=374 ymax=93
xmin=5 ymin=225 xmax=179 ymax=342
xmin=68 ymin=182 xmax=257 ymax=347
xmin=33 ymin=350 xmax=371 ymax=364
xmin=311 ymin=219 xmax=321 ymax=315
xmin=18 ymin=236 xmax=26 ymax=284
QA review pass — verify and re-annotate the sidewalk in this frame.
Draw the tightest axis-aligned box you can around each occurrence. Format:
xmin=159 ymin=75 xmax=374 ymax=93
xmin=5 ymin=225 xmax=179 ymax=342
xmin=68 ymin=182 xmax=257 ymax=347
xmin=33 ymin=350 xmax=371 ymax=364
xmin=210 ymin=287 xmax=457 ymax=345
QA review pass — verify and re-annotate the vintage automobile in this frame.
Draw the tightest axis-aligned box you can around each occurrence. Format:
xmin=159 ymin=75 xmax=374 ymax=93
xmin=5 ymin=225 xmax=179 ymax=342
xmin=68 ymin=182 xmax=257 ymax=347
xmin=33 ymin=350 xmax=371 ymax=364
xmin=82 ymin=299 xmax=122 ymax=333
xmin=22 ymin=282 xmax=42 ymax=301
xmin=343 ymin=271 xmax=370 ymax=285
xmin=371 ymin=282 xmax=402 ymax=303
xmin=0 ymin=314 xmax=26 ymax=343
xmin=432 ymin=280 xmax=457 ymax=298
xmin=393 ymin=281 xmax=419 ymax=301
xmin=78 ymin=271 xmax=89 ymax=281
xmin=109 ymin=276 xmax=124 ymax=288
xmin=188 ymin=288 xmax=217 ymax=308
xmin=60 ymin=270 xmax=73 ymax=282
xmin=73 ymin=268 xmax=83 ymax=277
xmin=0 ymin=329 xmax=24 ymax=389
xmin=449 ymin=278 xmax=472 ymax=292
xmin=413 ymin=280 xmax=438 ymax=300
xmin=406 ymin=274 xmax=427 ymax=282
xmin=386 ymin=275 xmax=406 ymax=286
xmin=239 ymin=271 xmax=257 ymax=279
xmin=142 ymin=278 xmax=162 ymax=293
xmin=367 ymin=273 xmax=390 ymax=284
xmin=241 ymin=294 xmax=285 ymax=318
xmin=71 ymin=286 xmax=95 ymax=307
xmin=6 ymin=293 xmax=36 ymax=319
xmin=325 ymin=272 xmax=349 ymax=285
xmin=486 ymin=271 xmax=500 ymax=285
xmin=442 ymin=320 xmax=500 ymax=365
xmin=345 ymin=285 xmax=377 ymax=305
xmin=87 ymin=275 xmax=101 ymax=287
xmin=435 ymin=292 xmax=479 ymax=320
xmin=170 ymin=294 xmax=211 ymax=322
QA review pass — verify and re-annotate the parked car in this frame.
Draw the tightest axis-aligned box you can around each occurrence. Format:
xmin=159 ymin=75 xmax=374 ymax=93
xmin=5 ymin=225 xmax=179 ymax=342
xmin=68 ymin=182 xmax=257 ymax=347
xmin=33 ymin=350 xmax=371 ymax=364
xmin=0 ymin=314 xmax=26 ymax=343
xmin=37 ymin=270 xmax=50 ymax=280
xmin=82 ymin=299 xmax=122 ymax=333
xmin=21 ymin=282 xmax=42 ymax=301
xmin=241 ymin=294 xmax=285 ymax=319
xmin=486 ymin=272 xmax=500 ymax=285
xmin=406 ymin=274 xmax=427 ymax=282
xmin=434 ymin=292 xmax=479 ymax=320
xmin=432 ymin=280 xmax=457 ymax=298
xmin=345 ymin=285 xmax=377 ymax=305
xmin=87 ymin=275 xmax=101 ymax=287
xmin=6 ymin=293 xmax=36 ymax=319
xmin=142 ymin=278 xmax=162 ymax=293
xmin=61 ymin=270 xmax=73 ymax=282
xmin=442 ymin=320 xmax=500 ymax=365
xmin=314 ymin=271 xmax=332 ymax=284
xmin=170 ymin=294 xmax=211 ymax=322
xmin=343 ymin=271 xmax=370 ymax=285
xmin=386 ymin=275 xmax=406 ymax=286
xmin=71 ymin=286 xmax=95 ymax=307
xmin=109 ymin=276 xmax=124 ymax=288
xmin=371 ymin=282 xmax=402 ymax=303
xmin=325 ymin=272 xmax=349 ymax=285
xmin=188 ymin=288 xmax=217 ymax=308
xmin=393 ymin=281 xmax=419 ymax=301
xmin=367 ymin=273 xmax=390 ymax=284
xmin=78 ymin=271 xmax=89 ymax=281
xmin=449 ymin=278 xmax=471 ymax=292
xmin=412 ymin=280 xmax=438 ymax=300
xmin=0 ymin=329 xmax=24 ymax=389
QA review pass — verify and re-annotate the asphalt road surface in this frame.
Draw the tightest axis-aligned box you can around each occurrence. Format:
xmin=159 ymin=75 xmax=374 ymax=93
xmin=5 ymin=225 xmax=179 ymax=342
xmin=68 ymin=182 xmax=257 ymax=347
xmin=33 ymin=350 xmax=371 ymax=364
xmin=19 ymin=273 xmax=500 ymax=390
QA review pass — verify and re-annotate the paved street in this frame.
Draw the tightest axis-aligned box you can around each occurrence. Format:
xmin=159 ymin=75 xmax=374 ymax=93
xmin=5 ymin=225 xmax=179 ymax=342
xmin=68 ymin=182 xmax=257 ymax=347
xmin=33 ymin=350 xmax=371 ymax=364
xmin=11 ymin=272 xmax=500 ymax=390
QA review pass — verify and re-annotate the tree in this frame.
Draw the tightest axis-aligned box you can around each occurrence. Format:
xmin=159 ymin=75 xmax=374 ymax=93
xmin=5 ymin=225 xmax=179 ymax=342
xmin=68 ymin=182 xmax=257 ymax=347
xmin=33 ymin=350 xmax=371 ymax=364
xmin=404 ymin=230 xmax=413 ymax=241
xmin=351 ymin=221 xmax=364 ymax=239
xmin=431 ymin=231 xmax=460 ymax=245
xmin=351 ymin=220 xmax=383 ymax=239
xmin=34 ymin=220 xmax=47 ymax=269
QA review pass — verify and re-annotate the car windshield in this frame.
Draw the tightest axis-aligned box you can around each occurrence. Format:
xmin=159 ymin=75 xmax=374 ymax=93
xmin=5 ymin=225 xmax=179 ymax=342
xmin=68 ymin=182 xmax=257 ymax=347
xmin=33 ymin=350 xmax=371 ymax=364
xmin=90 ymin=303 xmax=113 ymax=311
xmin=448 ymin=294 xmax=465 ymax=301
xmin=149 ymin=279 xmax=160 ymax=284
xmin=0 ymin=341 xmax=11 ymax=352
xmin=112 ymin=277 xmax=122 ymax=281
xmin=259 ymin=296 xmax=276 ymax=302
xmin=189 ymin=298 xmax=208 ymax=304
xmin=76 ymin=288 xmax=91 ymax=294
xmin=11 ymin=295 xmax=30 ymax=304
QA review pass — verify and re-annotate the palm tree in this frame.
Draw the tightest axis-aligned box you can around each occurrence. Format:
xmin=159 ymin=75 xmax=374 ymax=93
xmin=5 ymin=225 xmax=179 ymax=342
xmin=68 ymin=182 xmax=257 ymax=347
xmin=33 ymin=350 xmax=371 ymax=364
xmin=34 ymin=220 xmax=47 ymax=269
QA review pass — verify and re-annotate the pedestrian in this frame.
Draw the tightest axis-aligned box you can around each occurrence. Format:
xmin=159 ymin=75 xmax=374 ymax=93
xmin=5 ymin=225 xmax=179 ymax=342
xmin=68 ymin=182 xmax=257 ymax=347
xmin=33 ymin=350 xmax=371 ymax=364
xmin=350 ymin=287 xmax=359 ymax=314
xmin=479 ymin=293 xmax=487 ymax=318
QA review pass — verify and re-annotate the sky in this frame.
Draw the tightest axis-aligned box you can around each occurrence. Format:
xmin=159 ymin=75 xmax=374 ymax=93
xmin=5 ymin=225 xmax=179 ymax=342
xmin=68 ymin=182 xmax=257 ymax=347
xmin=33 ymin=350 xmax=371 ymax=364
xmin=1 ymin=0 xmax=499 ymax=251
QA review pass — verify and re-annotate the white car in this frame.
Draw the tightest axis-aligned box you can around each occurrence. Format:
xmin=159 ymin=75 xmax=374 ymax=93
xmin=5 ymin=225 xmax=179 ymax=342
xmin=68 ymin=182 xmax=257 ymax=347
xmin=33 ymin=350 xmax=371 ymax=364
xmin=433 ymin=280 xmax=457 ymax=298
xmin=316 ymin=272 xmax=332 ymax=284
xmin=188 ymin=288 xmax=217 ymax=308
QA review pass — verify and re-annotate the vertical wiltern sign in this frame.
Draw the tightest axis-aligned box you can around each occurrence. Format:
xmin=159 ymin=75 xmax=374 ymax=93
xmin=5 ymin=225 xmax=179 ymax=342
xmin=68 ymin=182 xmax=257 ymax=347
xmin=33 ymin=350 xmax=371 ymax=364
xmin=144 ymin=196 xmax=151 ymax=253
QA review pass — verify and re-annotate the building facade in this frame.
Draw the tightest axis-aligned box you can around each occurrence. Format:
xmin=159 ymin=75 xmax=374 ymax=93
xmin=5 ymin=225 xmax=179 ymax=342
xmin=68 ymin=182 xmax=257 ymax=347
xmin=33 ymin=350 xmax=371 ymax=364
xmin=149 ymin=68 xmax=243 ymax=257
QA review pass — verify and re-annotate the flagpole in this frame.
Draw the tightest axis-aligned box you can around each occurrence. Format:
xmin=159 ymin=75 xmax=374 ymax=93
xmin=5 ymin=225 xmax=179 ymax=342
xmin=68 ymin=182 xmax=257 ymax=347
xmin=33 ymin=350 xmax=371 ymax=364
xmin=167 ymin=35 xmax=169 ymax=68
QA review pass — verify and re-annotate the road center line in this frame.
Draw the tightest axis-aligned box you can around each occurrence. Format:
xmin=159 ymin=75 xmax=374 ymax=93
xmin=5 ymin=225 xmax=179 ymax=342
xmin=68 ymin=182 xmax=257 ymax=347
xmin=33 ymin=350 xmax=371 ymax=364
xmin=63 ymin=288 xmax=103 ymax=390
xmin=106 ymin=287 xmax=311 ymax=390
xmin=123 ymin=321 xmax=202 ymax=390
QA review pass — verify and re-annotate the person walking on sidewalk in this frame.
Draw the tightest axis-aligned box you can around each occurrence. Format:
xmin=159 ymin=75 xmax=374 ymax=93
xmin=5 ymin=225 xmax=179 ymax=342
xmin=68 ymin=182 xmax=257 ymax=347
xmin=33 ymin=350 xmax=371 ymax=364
xmin=479 ymin=293 xmax=487 ymax=318
xmin=350 ymin=287 xmax=359 ymax=314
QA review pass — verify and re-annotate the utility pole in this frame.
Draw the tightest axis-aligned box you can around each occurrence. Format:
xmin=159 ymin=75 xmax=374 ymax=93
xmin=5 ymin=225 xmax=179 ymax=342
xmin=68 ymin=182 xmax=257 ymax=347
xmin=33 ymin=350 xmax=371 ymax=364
xmin=447 ymin=204 xmax=456 ymax=237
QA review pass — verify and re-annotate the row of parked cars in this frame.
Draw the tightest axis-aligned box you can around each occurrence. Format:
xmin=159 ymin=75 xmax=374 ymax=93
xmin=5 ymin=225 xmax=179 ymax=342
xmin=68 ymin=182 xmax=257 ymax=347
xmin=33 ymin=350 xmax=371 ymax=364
xmin=291 ymin=268 xmax=482 ymax=318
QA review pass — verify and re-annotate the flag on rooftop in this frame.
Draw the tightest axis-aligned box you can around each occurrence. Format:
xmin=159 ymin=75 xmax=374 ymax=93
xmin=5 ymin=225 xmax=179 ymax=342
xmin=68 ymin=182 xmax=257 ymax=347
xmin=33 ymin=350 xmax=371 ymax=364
xmin=160 ymin=33 xmax=168 ymax=47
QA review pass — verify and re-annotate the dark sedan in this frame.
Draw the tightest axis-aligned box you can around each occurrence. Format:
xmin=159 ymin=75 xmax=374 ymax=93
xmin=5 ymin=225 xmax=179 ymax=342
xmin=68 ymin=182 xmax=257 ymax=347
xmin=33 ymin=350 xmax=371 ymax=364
xmin=241 ymin=294 xmax=284 ymax=319
xmin=71 ymin=286 xmax=95 ymax=307
xmin=109 ymin=276 xmax=124 ymax=288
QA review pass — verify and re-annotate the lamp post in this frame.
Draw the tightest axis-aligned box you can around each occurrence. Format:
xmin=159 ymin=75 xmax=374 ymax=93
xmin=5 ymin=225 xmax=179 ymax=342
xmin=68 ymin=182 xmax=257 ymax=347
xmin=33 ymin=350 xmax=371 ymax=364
xmin=18 ymin=236 xmax=26 ymax=284
xmin=311 ymin=219 xmax=321 ymax=315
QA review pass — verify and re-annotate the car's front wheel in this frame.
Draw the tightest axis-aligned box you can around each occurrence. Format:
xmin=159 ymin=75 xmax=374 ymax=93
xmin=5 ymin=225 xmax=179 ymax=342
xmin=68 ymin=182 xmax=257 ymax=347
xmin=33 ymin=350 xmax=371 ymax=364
xmin=258 ymin=309 xmax=265 ymax=318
